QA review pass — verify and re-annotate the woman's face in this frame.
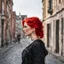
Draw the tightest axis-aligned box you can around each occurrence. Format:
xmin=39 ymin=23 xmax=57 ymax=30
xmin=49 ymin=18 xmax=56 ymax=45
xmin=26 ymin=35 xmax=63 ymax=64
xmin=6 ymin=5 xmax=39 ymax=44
xmin=23 ymin=22 xmax=34 ymax=36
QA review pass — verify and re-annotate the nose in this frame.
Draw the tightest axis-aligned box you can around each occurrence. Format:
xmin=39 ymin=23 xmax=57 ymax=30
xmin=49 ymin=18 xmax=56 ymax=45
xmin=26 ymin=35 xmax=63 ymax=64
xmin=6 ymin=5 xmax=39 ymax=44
xmin=22 ymin=27 xmax=25 ymax=31
xmin=22 ymin=27 xmax=26 ymax=33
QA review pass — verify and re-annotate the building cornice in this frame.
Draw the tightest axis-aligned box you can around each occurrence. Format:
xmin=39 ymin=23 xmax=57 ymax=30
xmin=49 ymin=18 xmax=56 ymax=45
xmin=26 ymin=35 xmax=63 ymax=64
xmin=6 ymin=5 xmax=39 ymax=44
xmin=43 ymin=7 xmax=64 ymax=21
xmin=6 ymin=0 xmax=13 ymax=5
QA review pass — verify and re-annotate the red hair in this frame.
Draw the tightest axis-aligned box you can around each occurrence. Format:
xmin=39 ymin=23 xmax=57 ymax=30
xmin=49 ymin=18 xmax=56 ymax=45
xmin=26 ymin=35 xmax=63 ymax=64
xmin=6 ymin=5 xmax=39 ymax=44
xmin=22 ymin=17 xmax=44 ymax=38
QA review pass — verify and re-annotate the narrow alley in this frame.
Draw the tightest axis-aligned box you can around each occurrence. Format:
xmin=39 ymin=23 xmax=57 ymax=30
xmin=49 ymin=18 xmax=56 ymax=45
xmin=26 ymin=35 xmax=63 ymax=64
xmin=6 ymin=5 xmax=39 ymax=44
xmin=0 ymin=39 xmax=64 ymax=64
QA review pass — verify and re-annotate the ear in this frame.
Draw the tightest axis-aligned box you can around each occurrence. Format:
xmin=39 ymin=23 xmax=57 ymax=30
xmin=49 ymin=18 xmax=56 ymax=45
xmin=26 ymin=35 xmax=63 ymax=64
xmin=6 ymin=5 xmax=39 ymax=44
xmin=32 ymin=28 xmax=35 ymax=32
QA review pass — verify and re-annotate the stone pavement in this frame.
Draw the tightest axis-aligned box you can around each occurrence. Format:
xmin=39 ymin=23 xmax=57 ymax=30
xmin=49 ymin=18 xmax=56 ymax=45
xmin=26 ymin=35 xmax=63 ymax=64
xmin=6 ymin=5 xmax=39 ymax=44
xmin=0 ymin=42 xmax=17 ymax=54
xmin=0 ymin=38 xmax=64 ymax=64
xmin=50 ymin=52 xmax=64 ymax=63
xmin=0 ymin=38 xmax=30 ymax=55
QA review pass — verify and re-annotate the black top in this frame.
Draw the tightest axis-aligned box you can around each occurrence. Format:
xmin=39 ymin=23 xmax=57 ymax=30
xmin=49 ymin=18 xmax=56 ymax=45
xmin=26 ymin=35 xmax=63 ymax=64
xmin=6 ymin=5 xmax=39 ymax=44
xmin=22 ymin=39 xmax=48 ymax=64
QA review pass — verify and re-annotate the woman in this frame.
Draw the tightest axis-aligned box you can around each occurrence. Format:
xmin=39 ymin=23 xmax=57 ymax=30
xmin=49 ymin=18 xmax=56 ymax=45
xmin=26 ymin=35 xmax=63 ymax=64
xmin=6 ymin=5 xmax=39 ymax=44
xmin=21 ymin=17 xmax=48 ymax=64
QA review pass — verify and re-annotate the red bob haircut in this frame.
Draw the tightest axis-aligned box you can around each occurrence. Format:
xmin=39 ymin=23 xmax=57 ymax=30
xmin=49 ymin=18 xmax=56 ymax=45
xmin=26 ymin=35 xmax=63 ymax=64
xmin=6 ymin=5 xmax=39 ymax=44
xmin=22 ymin=17 xmax=44 ymax=38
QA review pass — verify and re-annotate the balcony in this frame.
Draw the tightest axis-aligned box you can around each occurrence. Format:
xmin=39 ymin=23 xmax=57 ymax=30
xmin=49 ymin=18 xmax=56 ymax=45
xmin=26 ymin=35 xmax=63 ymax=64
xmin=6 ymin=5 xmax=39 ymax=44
xmin=48 ymin=0 xmax=53 ymax=15
xmin=1 ymin=9 xmax=6 ymax=20
xmin=2 ymin=9 xmax=9 ymax=18
xmin=48 ymin=9 xmax=53 ymax=15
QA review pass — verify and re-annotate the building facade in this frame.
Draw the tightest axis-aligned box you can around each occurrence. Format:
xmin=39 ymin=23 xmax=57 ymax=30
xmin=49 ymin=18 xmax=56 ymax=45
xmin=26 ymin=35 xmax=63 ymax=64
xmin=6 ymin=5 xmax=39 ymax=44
xmin=11 ymin=11 xmax=16 ymax=42
xmin=0 ymin=0 xmax=16 ymax=47
xmin=6 ymin=0 xmax=14 ymax=44
xmin=0 ymin=0 xmax=2 ymax=46
xmin=1 ymin=0 xmax=8 ymax=46
xmin=42 ymin=0 xmax=64 ymax=56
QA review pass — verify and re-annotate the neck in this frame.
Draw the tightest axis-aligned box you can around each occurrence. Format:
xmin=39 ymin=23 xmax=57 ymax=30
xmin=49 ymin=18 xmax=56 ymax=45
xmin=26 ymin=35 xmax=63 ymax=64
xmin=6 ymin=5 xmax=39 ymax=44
xmin=31 ymin=33 xmax=39 ymax=41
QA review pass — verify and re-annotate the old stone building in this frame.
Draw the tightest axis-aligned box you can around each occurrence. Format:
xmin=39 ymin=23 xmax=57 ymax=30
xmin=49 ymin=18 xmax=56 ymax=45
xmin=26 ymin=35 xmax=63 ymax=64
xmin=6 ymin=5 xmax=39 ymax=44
xmin=1 ymin=0 xmax=8 ymax=47
xmin=11 ymin=11 xmax=16 ymax=42
xmin=6 ymin=0 xmax=14 ymax=44
xmin=0 ymin=0 xmax=16 ymax=47
xmin=42 ymin=0 xmax=64 ymax=56
xmin=0 ymin=0 xmax=2 ymax=46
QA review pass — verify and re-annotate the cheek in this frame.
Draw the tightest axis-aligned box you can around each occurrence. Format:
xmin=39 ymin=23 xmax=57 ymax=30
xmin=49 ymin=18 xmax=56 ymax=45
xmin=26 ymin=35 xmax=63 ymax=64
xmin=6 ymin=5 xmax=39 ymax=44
xmin=24 ymin=28 xmax=30 ymax=32
xmin=26 ymin=28 xmax=32 ymax=33
xmin=23 ymin=28 xmax=29 ymax=33
xmin=24 ymin=28 xmax=33 ymax=34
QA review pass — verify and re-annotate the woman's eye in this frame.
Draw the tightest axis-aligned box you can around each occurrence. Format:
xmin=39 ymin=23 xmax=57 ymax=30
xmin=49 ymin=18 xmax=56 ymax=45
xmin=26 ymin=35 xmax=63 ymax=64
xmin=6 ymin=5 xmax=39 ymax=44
xmin=24 ymin=26 xmax=27 ymax=28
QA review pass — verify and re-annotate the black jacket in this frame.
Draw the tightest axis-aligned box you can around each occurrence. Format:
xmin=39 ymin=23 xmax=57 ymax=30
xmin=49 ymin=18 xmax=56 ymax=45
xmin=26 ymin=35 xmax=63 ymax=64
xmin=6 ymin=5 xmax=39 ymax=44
xmin=22 ymin=39 xmax=48 ymax=64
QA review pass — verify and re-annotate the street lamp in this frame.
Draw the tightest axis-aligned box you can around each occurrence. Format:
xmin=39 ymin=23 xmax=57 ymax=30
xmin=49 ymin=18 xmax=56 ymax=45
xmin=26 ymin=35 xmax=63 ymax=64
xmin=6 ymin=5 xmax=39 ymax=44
xmin=1 ymin=15 xmax=6 ymax=47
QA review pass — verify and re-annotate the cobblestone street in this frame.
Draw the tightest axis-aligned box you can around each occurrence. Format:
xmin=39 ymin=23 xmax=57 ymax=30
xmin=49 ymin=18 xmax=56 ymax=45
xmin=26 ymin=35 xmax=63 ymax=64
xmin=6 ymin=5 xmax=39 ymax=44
xmin=0 ymin=39 xmax=64 ymax=64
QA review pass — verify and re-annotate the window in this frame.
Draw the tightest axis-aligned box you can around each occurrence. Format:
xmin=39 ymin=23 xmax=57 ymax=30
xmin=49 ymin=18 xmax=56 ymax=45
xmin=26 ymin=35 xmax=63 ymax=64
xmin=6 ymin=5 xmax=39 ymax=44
xmin=59 ymin=0 xmax=61 ymax=3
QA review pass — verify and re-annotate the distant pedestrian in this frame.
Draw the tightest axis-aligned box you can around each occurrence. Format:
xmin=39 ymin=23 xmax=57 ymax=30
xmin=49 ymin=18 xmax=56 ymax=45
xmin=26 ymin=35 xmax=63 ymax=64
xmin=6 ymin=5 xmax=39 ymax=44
xmin=21 ymin=17 xmax=48 ymax=64
xmin=17 ymin=34 xmax=21 ymax=43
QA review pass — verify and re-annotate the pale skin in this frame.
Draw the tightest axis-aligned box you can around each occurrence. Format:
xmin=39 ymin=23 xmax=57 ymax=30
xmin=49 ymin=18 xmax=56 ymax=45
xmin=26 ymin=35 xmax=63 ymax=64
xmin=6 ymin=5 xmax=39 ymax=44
xmin=23 ymin=22 xmax=39 ymax=40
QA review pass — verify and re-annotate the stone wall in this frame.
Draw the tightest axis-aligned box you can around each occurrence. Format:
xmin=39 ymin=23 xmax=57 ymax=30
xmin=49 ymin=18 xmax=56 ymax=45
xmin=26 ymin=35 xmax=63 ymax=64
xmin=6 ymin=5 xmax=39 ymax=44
xmin=43 ymin=9 xmax=64 ymax=56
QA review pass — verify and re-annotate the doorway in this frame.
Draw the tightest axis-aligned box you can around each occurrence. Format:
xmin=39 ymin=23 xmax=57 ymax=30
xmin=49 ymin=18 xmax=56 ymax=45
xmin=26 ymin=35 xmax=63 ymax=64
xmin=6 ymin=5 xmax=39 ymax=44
xmin=55 ymin=20 xmax=59 ymax=53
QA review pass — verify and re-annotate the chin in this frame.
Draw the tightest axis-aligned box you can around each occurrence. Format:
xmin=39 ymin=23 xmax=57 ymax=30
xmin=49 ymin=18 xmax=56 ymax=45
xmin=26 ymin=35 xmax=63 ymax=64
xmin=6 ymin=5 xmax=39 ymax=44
xmin=25 ymin=33 xmax=31 ymax=36
xmin=25 ymin=34 xmax=29 ymax=36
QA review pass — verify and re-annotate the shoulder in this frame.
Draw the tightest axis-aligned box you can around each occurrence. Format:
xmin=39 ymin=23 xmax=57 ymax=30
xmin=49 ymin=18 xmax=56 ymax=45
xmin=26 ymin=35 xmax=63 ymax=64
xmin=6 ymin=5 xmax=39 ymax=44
xmin=32 ymin=39 xmax=45 ymax=46
xmin=22 ymin=44 xmax=33 ymax=59
xmin=32 ymin=39 xmax=48 ymax=56
xmin=22 ymin=44 xmax=33 ymax=55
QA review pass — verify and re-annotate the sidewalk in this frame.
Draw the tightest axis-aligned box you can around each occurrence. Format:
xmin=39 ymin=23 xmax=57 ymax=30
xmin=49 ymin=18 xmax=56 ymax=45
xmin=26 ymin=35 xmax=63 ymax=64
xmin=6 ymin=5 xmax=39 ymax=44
xmin=49 ymin=51 xmax=64 ymax=63
xmin=47 ymin=47 xmax=64 ymax=63
xmin=0 ymin=42 xmax=17 ymax=54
